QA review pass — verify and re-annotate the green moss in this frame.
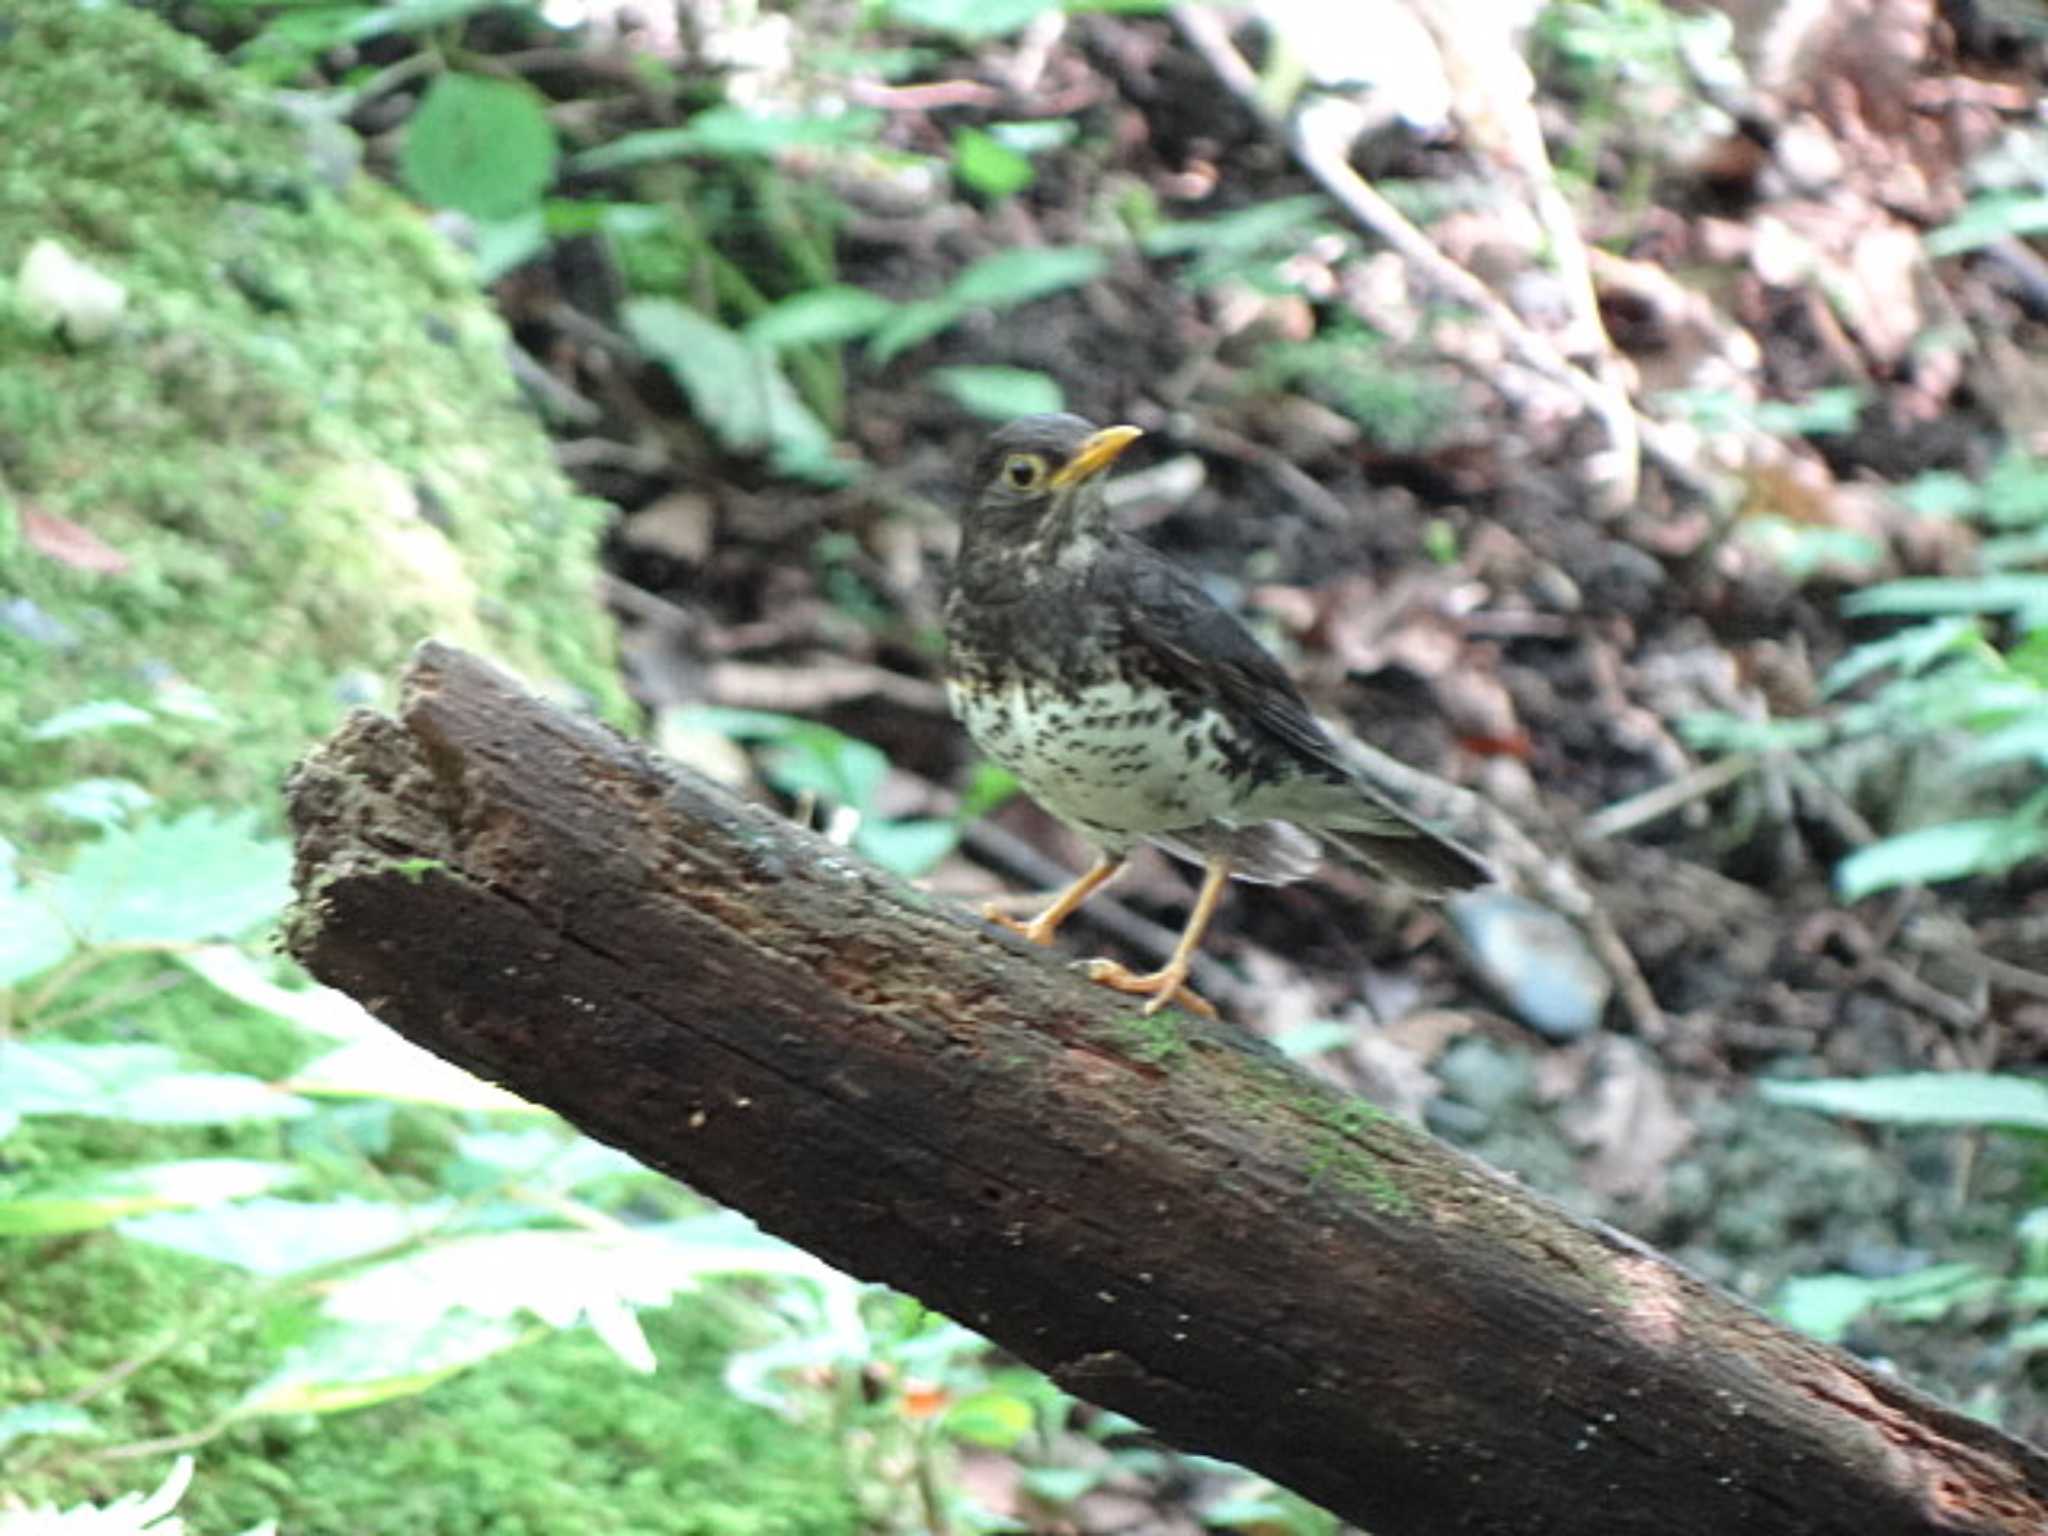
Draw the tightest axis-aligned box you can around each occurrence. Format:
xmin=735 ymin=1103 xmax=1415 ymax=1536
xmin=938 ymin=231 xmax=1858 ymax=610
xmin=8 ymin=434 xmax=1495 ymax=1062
xmin=1107 ymin=1010 xmax=1186 ymax=1065
xmin=0 ymin=1239 xmax=859 ymax=1536
xmin=0 ymin=0 xmax=627 ymax=840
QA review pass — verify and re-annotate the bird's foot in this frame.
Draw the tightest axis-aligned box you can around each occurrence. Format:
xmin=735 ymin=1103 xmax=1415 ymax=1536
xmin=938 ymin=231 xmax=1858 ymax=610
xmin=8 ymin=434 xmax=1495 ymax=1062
xmin=1081 ymin=957 xmax=1217 ymax=1019
xmin=981 ymin=903 xmax=1063 ymax=947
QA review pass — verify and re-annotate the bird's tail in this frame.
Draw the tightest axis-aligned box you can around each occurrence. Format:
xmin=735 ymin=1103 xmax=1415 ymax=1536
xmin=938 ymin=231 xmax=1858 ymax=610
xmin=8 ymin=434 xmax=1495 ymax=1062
xmin=1270 ymin=775 xmax=1491 ymax=895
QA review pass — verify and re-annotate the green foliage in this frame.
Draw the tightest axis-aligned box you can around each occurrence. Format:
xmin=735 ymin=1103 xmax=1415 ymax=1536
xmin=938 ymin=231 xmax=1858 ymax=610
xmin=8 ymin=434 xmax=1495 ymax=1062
xmin=930 ymin=364 xmax=1065 ymax=419
xmin=1253 ymin=328 xmax=1458 ymax=452
xmin=666 ymin=705 xmax=1014 ymax=877
xmin=1767 ymin=1073 xmax=2048 ymax=1361
xmin=399 ymin=73 xmax=559 ymax=221
xmin=951 ymin=126 xmax=1035 ymax=198
xmin=868 ymin=245 xmax=1109 ymax=362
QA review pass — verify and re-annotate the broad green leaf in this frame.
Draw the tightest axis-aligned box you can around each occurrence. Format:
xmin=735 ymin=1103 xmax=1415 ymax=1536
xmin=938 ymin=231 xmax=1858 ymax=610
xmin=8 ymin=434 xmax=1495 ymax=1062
xmin=571 ymin=107 xmax=884 ymax=171
xmin=1835 ymin=818 xmax=2048 ymax=899
xmin=930 ymin=365 xmax=1064 ymax=420
xmin=1897 ymin=470 xmax=1981 ymax=519
xmin=623 ymin=299 xmax=844 ymax=483
xmin=1926 ymin=193 xmax=2048 ymax=257
xmin=44 ymin=777 xmax=154 ymax=828
xmin=1821 ymin=617 xmax=1982 ymax=696
xmin=1844 ymin=574 xmax=2048 ymax=621
xmin=28 ymin=700 xmax=153 ymax=740
xmin=946 ymin=245 xmax=1106 ymax=308
xmin=0 ymin=884 xmax=75 ymax=986
xmin=0 ymin=1159 xmax=296 ymax=1236
xmin=122 ymin=1195 xmax=436 ymax=1274
xmin=1775 ymin=1263 xmax=1993 ymax=1343
xmin=1773 ymin=1273 xmax=1888 ymax=1344
xmin=1760 ymin=1071 xmax=2048 ymax=1132
xmin=941 ymin=1389 xmax=1036 ymax=1448
xmin=866 ymin=297 xmax=963 ymax=364
xmin=399 ymin=74 xmax=557 ymax=221
xmin=855 ymin=817 xmax=958 ymax=877
xmin=952 ymin=127 xmax=1034 ymax=197
xmin=0 ymin=1042 xmax=311 ymax=1125
xmin=885 ymin=0 xmax=1060 ymax=35
xmin=237 ymin=1315 xmax=526 ymax=1418
xmin=744 ymin=285 xmax=897 ymax=350
xmin=0 ymin=1402 xmax=98 ymax=1451
xmin=956 ymin=760 xmax=1020 ymax=820
xmin=290 ymin=1036 xmax=538 ymax=1113
xmin=49 ymin=809 xmax=290 ymax=945
xmin=180 ymin=944 xmax=387 ymax=1044
xmin=662 ymin=705 xmax=809 ymax=741
xmin=1959 ymin=717 xmax=2048 ymax=770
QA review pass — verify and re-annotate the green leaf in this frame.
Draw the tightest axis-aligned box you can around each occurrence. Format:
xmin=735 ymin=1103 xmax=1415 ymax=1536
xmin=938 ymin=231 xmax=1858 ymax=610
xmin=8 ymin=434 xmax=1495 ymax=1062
xmin=884 ymin=0 xmax=1060 ymax=36
xmin=947 ymin=245 xmax=1106 ymax=308
xmin=866 ymin=297 xmax=965 ymax=364
xmin=28 ymin=700 xmax=154 ymax=740
xmin=0 ymin=883 xmax=75 ymax=986
xmin=1821 ymin=617 xmax=1982 ymax=696
xmin=955 ymin=760 xmax=1020 ymax=820
xmin=290 ymin=1036 xmax=538 ymax=1113
xmin=399 ymin=73 xmax=558 ymax=221
xmin=855 ymin=818 xmax=959 ymax=877
xmin=571 ymin=107 xmax=883 ymax=171
xmin=1774 ymin=1272 xmax=1890 ymax=1343
xmin=952 ymin=127 xmax=1034 ymax=197
xmin=1926 ymin=193 xmax=2048 ymax=257
xmin=623 ymin=299 xmax=845 ymax=484
xmin=0 ymin=1402 xmax=98 ymax=1451
xmin=0 ymin=1159 xmax=297 ymax=1236
xmin=44 ymin=777 xmax=155 ymax=828
xmin=122 ymin=1195 xmax=435 ymax=1274
xmin=941 ymin=1388 xmax=1037 ymax=1448
xmin=1897 ymin=470 xmax=1982 ymax=520
xmin=50 ymin=809 xmax=291 ymax=946
xmin=1760 ymin=1072 xmax=2048 ymax=1132
xmin=1835 ymin=817 xmax=2048 ymax=899
xmin=761 ymin=727 xmax=889 ymax=810
xmin=930 ymin=366 xmax=1064 ymax=420
xmin=1959 ymin=717 xmax=2048 ymax=770
xmin=238 ymin=1315 xmax=527 ymax=1418
xmin=744 ymin=285 xmax=897 ymax=350
xmin=1844 ymin=575 xmax=2048 ymax=621
xmin=0 ymin=1042 xmax=312 ymax=1125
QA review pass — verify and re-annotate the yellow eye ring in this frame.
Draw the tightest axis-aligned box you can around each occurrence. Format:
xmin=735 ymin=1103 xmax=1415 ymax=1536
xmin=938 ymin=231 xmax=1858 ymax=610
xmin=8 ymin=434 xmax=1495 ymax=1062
xmin=1002 ymin=453 xmax=1047 ymax=491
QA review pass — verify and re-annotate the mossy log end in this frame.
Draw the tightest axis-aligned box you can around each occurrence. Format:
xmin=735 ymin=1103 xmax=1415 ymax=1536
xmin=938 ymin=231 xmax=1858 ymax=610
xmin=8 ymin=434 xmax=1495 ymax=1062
xmin=284 ymin=642 xmax=2048 ymax=1536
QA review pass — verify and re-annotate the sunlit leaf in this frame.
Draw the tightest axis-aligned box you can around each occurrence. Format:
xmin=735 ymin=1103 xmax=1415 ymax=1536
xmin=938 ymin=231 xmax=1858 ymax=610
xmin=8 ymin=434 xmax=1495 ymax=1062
xmin=930 ymin=365 xmax=1063 ymax=420
xmin=571 ymin=106 xmax=884 ymax=171
xmin=1835 ymin=818 xmax=2048 ymax=899
xmin=1760 ymin=1072 xmax=2048 ymax=1132
xmin=952 ymin=127 xmax=1034 ymax=197
xmin=28 ymin=700 xmax=154 ymax=740
xmin=941 ymin=1388 xmax=1036 ymax=1448
xmin=237 ymin=1315 xmax=526 ymax=1418
xmin=1926 ymin=193 xmax=2048 ymax=257
xmin=0 ymin=884 xmax=75 ymax=986
xmin=624 ymin=298 xmax=846 ymax=484
xmin=0 ymin=1402 xmax=98 ymax=1452
xmin=44 ymin=777 xmax=155 ymax=828
xmin=744 ymin=285 xmax=897 ymax=350
xmin=947 ymin=245 xmax=1106 ymax=308
xmin=0 ymin=1042 xmax=312 ymax=1125
xmin=885 ymin=0 xmax=1059 ymax=36
xmin=0 ymin=1159 xmax=297 ymax=1236
xmin=50 ymin=809 xmax=291 ymax=945
xmin=855 ymin=817 xmax=958 ymax=877
xmin=122 ymin=1194 xmax=438 ymax=1274
xmin=290 ymin=1036 xmax=538 ymax=1113
xmin=399 ymin=73 xmax=558 ymax=221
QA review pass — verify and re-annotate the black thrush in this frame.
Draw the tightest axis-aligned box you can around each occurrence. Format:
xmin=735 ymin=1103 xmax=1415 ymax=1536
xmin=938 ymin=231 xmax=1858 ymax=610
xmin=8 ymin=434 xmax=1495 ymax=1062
xmin=944 ymin=413 xmax=1490 ymax=1018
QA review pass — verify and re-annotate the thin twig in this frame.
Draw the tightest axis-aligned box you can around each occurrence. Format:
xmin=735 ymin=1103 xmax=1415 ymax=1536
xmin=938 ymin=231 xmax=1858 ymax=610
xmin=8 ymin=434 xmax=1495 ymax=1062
xmin=1582 ymin=754 xmax=1756 ymax=841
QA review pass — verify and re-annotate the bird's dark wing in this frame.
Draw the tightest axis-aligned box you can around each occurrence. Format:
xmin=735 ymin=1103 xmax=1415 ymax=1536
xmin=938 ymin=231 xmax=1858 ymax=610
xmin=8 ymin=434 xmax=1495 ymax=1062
xmin=1107 ymin=537 xmax=1354 ymax=780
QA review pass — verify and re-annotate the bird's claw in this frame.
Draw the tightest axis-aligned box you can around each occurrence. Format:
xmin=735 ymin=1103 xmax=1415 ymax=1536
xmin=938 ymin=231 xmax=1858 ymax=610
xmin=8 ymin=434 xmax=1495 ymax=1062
xmin=1080 ymin=957 xmax=1217 ymax=1019
xmin=981 ymin=903 xmax=1060 ymax=947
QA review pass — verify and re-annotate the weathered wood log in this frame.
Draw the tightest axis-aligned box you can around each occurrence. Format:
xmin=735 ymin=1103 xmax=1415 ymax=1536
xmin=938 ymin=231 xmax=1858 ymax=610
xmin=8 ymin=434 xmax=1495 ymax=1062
xmin=283 ymin=642 xmax=2048 ymax=1536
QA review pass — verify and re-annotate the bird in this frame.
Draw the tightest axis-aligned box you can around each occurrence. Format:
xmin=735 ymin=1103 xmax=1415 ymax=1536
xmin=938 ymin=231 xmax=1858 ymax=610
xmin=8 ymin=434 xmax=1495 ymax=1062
xmin=943 ymin=413 xmax=1490 ymax=1018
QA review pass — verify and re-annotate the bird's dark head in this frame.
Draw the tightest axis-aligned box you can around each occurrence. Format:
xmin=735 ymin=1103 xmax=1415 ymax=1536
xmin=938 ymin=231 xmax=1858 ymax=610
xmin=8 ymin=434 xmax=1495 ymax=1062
xmin=962 ymin=413 xmax=1144 ymax=550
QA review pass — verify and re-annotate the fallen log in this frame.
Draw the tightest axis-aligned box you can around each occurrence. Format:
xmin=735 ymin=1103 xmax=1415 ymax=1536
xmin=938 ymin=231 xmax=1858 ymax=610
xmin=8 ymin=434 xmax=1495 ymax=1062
xmin=283 ymin=641 xmax=2048 ymax=1536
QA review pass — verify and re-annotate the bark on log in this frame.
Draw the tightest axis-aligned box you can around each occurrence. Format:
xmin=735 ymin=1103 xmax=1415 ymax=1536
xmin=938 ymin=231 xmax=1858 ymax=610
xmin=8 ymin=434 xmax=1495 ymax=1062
xmin=283 ymin=642 xmax=2048 ymax=1536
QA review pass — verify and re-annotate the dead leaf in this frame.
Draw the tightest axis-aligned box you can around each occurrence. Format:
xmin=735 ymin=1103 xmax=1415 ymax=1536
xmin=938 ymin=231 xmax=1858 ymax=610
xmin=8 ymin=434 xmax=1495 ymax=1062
xmin=21 ymin=504 xmax=131 ymax=575
xmin=1559 ymin=1037 xmax=1693 ymax=1201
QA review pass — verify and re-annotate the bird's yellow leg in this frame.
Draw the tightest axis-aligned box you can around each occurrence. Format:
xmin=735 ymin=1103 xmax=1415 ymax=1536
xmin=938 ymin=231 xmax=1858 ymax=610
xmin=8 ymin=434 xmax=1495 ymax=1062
xmin=983 ymin=854 xmax=1125 ymax=947
xmin=1083 ymin=855 xmax=1230 ymax=1018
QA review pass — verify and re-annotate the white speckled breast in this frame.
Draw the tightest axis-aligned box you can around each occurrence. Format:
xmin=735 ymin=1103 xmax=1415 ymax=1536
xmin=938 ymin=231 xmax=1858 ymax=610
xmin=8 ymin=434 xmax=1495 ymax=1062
xmin=947 ymin=673 xmax=1250 ymax=842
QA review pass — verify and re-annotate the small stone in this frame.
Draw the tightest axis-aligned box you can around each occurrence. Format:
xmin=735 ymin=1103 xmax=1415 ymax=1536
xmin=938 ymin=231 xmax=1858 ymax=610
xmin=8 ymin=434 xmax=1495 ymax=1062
xmin=1446 ymin=891 xmax=1612 ymax=1042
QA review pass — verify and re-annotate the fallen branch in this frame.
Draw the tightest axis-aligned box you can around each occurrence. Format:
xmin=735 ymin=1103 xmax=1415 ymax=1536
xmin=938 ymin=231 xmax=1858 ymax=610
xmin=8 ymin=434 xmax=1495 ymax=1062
xmin=285 ymin=643 xmax=2048 ymax=1536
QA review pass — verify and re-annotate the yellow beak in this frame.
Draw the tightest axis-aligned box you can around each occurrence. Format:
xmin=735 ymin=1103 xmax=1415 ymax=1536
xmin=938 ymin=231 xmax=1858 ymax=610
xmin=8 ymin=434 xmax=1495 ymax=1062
xmin=1049 ymin=425 xmax=1143 ymax=490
